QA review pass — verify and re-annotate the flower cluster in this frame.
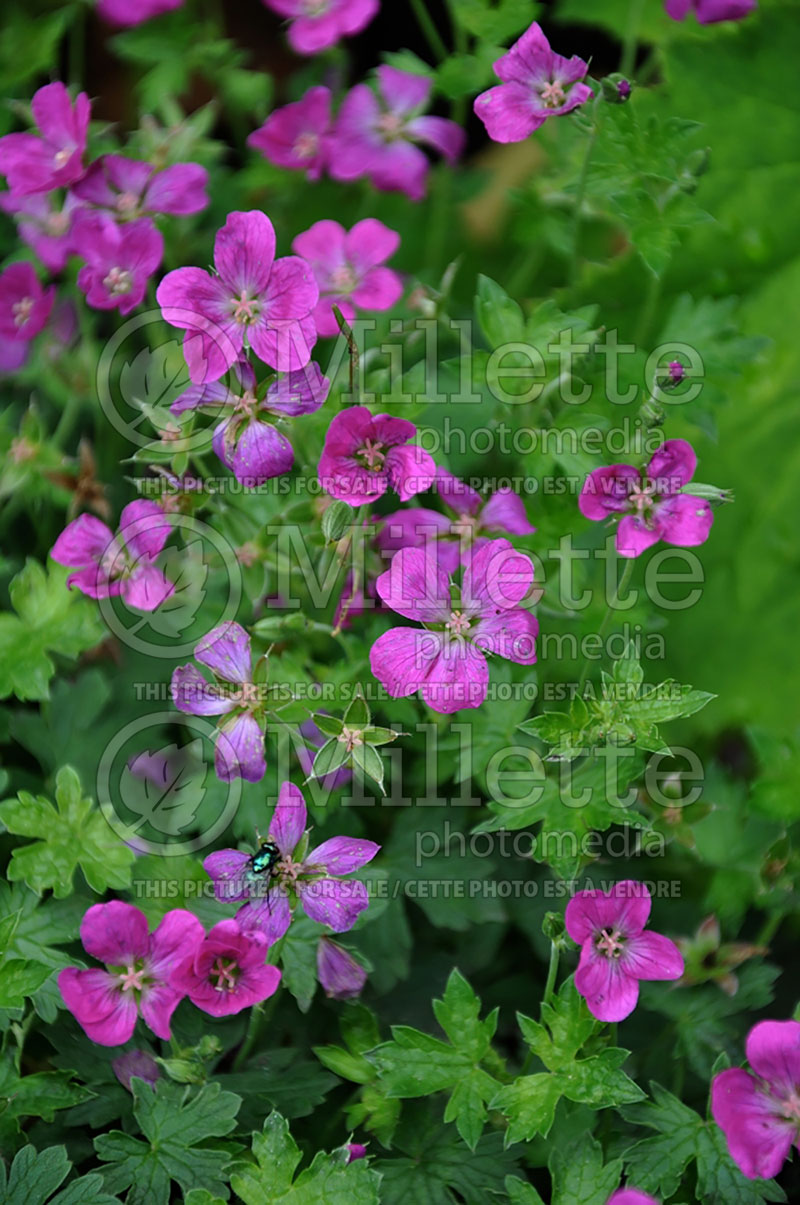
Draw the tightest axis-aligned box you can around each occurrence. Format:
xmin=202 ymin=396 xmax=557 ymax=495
xmin=249 ymin=68 xmax=465 ymax=201
xmin=0 ymin=81 xmax=209 ymax=369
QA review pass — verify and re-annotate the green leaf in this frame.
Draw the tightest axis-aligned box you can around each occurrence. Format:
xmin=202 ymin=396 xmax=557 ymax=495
xmin=0 ymin=766 xmax=135 ymax=897
xmin=0 ymin=1144 xmax=121 ymax=1205
xmin=351 ymin=744 xmax=385 ymax=794
xmin=489 ymin=1074 xmax=562 ymax=1145
xmin=475 ymin=275 xmax=525 ymax=346
xmin=0 ymin=1058 xmax=92 ymax=1150
xmin=310 ymin=739 xmax=350 ymax=781
xmin=94 ymin=1079 xmax=241 ymax=1205
xmin=0 ymin=560 xmax=104 ymax=701
xmin=549 ymin=1133 xmax=622 ymax=1205
xmin=231 ymin=1110 xmax=381 ymax=1204
xmin=312 ymin=712 xmax=344 ymax=738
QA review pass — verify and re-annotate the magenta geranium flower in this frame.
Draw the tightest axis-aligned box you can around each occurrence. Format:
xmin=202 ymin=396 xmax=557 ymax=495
xmin=172 ymin=621 xmax=267 ymax=783
xmin=565 ymin=880 xmax=684 ymax=1023
xmin=317 ymin=936 xmax=367 ymax=1000
xmin=0 ymin=191 xmax=82 ymax=273
xmin=72 ymin=212 xmax=164 ymax=315
xmin=378 ymin=466 xmax=535 ymax=574
xmin=98 ymin=0 xmax=185 ymax=26
xmin=74 ymin=154 xmax=208 ymax=218
xmin=329 ymin=67 xmax=465 ymax=201
xmin=51 ymin=499 xmax=174 ymax=610
xmin=0 ymin=262 xmax=55 ymax=357
xmin=712 ymin=1019 xmax=800 ymax=1180
xmin=157 ymin=209 xmax=318 ymax=383
xmin=203 ymin=781 xmax=380 ymax=943
xmin=370 ymin=539 xmax=538 ymax=714
xmin=665 ymin=0 xmax=755 ymax=22
xmin=607 ymin=1192 xmax=659 ymax=1205
xmin=58 ymin=901 xmax=204 ymax=1046
xmin=169 ymin=919 xmax=281 ymax=1017
xmin=248 ymin=86 xmax=333 ymax=181
xmin=0 ymin=82 xmax=90 ymax=196
xmin=578 ymin=439 xmax=714 ymax=558
xmin=292 ymin=219 xmax=402 ymax=337
xmin=262 ymin=0 xmax=378 ymax=55
xmin=318 ymin=405 xmax=435 ymax=505
xmin=171 ymin=358 xmax=329 ymax=486
xmin=474 ymin=22 xmax=592 ymax=144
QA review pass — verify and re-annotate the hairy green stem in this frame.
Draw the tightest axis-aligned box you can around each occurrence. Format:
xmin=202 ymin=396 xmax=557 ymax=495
xmin=569 ymin=100 xmax=601 ymax=289
xmin=409 ymin=0 xmax=448 ymax=62
xmin=620 ymin=0 xmax=647 ymax=80
xmin=577 ymin=557 xmax=636 ymax=690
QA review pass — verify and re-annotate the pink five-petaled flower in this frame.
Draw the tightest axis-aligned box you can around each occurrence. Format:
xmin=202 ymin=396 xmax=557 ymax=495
xmin=712 ymin=1019 xmax=800 ymax=1180
xmin=377 ymin=466 xmax=535 ymax=575
xmin=98 ymin=0 xmax=185 ymax=26
xmin=0 ymin=262 xmax=55 ymax=372
xmin=0 ymin=191 xmax=83 ymax=273
xmin=171 ymin=621 xmax=267 ymax=783
xmin=0 ymin=82 xmax=90 ymax=196
xmin=665 ymin=0 xmax=755 ymax=23
xmin=317 ymin=936 xmax=367 ymax=1000
xmin=607 ymin=1192 xmax=659 ymax=1205
xmin=565 ymin=880 xmax=684 ymax=1023
xmin=58 ymin=901 xmax=204 ymax=1046
xmin=578 ymin=438 xmax=714 ymax=558
xmin=318 ymin=405 xmax=435 ymax=505
xmin=50 ymin=499 xmax=174 ymax=610
xmin=262 ymin=0 xmax=378 ymax=56
xmin=169 ymin=919 xmax=281 ymax=1017
xmin=203 ymin=781 xmax=380 ymax=943
xmin=292 ymin=219 xmax=403 ymax=338
xmin=248 ymin=86 xmax=333 ymax=181
xmin=330 ymin=67 xmax=465 ymax=201
xmin=474 ymin=22 xmax=593 ymax=144
xmin=74 ymin=154 xmax=209 ymax=218
xmin=370 ymin=540 xmax=538 ymax=715
xmin=170 ymin=359 xmax=329 ymax=486
xmin=72 ymin=212 xmax=164 ymax=315
xmin=157 ymin=209 xmax=318 ymax=383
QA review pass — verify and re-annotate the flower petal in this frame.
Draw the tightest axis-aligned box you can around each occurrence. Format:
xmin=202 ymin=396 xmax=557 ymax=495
xmin=574 ymin=946 xmax=640 ymax=1022
xmin=269 ymin=781 xmax=307 ymax=856
xmin=646 ymin=438 xmax=697 ymax=493
xmin=375 ymin=546 xmax=451 ymax=621
xmin=745 ymin=1020 xmax=800 ymax=1097
xmin=306 ymin=836 xmax=380 ymax=874
xmin=462 ymin=538 xmax=534 ymax=612
xmin=215 ymin=713 xmax=267 ymax=783
xmin=300 ymin=877 xmax=369 ymax=931
xmin=369 ymin=626 xmax=444 ymax=698
xmin=622 ymin=931 xmax=684 ymax=981
xmin=579 ymin=463 xmax=639 ymax=520
xmin=420 ymin=640 xmax=489 ymax=713
xmin=81 ymin=900 xmax=150 ymax=964
xmin=480 ymin=488 xmax=536 ymax=535
xmin=203 ymin=849 xmax=253 ymax=902
xmin=616 ymin=515 xmax=663 ymax=558
xmin=236 ymin=888 xmax=292 ymax=944
xmin=214 ymin=209 xmax=276 ymax=296
xmin=171 ymin=664 xmax=235 ymax=716
xmin=712 ymin=1066 xmax=794 ymax=1180
xmin=58 ymin=967 xmax=136 ymax=1046
xmin=195 ymin=621 xmax=252 ymax=683
xmin=565 ymin=881 xmax=652 ymax=944
xmin=654 ymin=493 xmax=714 ymax=548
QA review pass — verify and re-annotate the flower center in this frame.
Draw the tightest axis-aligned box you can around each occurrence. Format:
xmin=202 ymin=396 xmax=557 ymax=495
xmin=46 ymin=211 xmax=70 ymax=236
xmin=596 ymin=927 xmax=625 ymax=959
xmin=211 ymin=957 xmax=239 ymax=992
xmin=276 ymin=854 xmax=303 ymax=886
xmin=780 ymin=1090 xmax=800 ymax=1122
xmin=303 ymin=0 xmax=330 ymax=13
xmin=233 ymin=680 xmax=260 ymax=708
xmin=338 ymin=725 xmax=364 ymax=752
xmin=232 ymin=290 xmax=260 ymax=325
xmin=116 ymin=190 xmax=140 ymax=216
xmin=100 ymin=537 xmax=130 ymax=580
xmin=357 ymin=438 xmax=386 ymax=471
xmin=446 ymin=610 xmax=471 ymax=637
xmin=234 ymin=389 xmax=259 ymax=417
xmin=12 ymin=296 xmax=34 ymax=328
xmin=377 ymin=112 xmax=405 ymax=140
xmin=294 ymin=131 xmax=319 ymax=161
xmin=629 ymin=484 xmax=655 ymax=515
xmin=329 ymin=264 xmax=357 ymax=293
xmin=540 ymin=80 xmax=566 ymax=108
xmin=53 ymin=146 xmax=73 ymax=168
xmin=103 ymin=266 xmax=133 ymax=296
xmin=118 ymin=962 xmax=147 ymax=992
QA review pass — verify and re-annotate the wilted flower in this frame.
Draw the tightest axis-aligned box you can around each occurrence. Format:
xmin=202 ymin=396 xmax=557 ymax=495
xmin=157 ymin=209 xmax=318 ymax=383
xmin=317 ymin=936 xmax=367 ymax=999
xmin=58 ymin=901 xmax=204 ymax=1045
xmin=169 ymin=919 xmax=281 ymax=1017
xmin=0 ymin=82 xmax=90 ymax=195
xmin=565 ymin=880 xmax=684 ymax=1022
xmin=712 ymin=1019 xmax=800 ymax=1179
xmin=369 ymin=540 xmax=537 ymax=714
xmin=171 ymin=621 xmax=267 ymax=783
xmin=292 ymin=218 xmax=403 ymax=337
xmin=51 ymin=499 xmax=174 ymax=610
xmin=330 ymin=67 xmax=465 ymax=201
xmin=578 ymin=439 xmax=714 ymax=558
xmin=318 ymin=405 xmax=436 ymax=505
xmin=248 ymin=86 xmax=333 ymax=181
xmin=112 ymin=1049 xmax=161 ymax=1091
xmin=474 ymin=22 xmax=592 ymax=143
xmin=377 ymin=466 xmax=535 ymax=574
xmin=203 ymin=781 xmax=379 ymax=942
xmin=261 ymin=0 xmax=378 ymax=55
